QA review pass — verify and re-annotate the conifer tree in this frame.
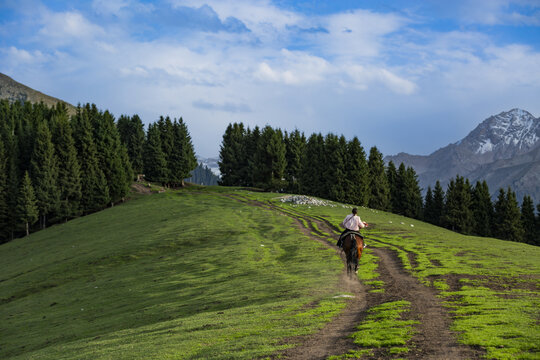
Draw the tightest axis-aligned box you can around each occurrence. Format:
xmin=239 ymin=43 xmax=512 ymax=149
xmin=30 ymin=121 xmax=59 ymax=228
xmin=432 ymin=180 xmax=445 ymax=227
xmin=157 ymin=116 xmax=175 ymax=185
xmin=472 ymin=181 xmax=493 ymax=237
xmin=300 ymin=133 xmax=325 ymax=197
xmin=117 ymin=114 xmax=145 ymax=176
xmin=218 ymin=123 xmax=246 ymax=186
xmin=169 ymin=118 xmax=197 ymax=187
xmin=493 ymin=188 xmax=524 ymax=242
xmin=143 ymin=123 xmax=168 ymax=184
xmin=52 ymin=113 xmax=82 ymax=221
xmin=284 ymin=129 xmax=306 ymax=193
xmin=443 ymin=176 xmax=474 ymax=234
xmin=423 ymin=186 xmax=434 ymax=223
xmin=92 ymin=110 xmax=130 ymax=205
xmin=17 ymin=171 xmax=38 ymax=236
xmin=521 ymin=195 xmax=537 ymax=245
xmin=344 ymin=137 xmax=369 ymax=206
xmin=0 ymin=138 xmax=9 ymax=242
xmin=72 ymin=106 xmax=110 ymax=213
xmin=252 ymin=126 xmax=287 ymax=191
xmin=244 ymin=126 xmax=260 ymax=187
xmin=323 ymin=134 xmax=346 ymax=202
xmin=403 ymin=166 xmax=422 ymax=219
xmin=386 ymin=161 xmax=398 ymax=212
xmin=367 ymin=146 xmax=390 ymax=211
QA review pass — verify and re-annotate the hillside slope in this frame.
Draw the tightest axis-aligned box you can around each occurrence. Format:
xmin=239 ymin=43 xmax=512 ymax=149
xmin=0 ymin=72 xmax=76 ymax=114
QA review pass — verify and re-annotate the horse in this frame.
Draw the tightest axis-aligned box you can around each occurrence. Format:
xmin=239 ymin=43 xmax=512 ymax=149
xmin=341 ymin=232 xmax=365 ymax=276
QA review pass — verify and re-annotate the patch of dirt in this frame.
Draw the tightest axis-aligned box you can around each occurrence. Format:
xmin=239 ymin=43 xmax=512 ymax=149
xmin=131 ymin=183 xmax=152 ymax=194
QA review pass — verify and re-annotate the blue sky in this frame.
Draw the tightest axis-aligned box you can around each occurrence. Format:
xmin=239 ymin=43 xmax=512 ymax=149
xmin=1 ymin=0 xmax=539 ymax=158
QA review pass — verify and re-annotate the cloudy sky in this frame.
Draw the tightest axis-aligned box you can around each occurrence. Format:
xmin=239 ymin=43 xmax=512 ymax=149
xmin=1 ymin=0 xmax=539 ymax=158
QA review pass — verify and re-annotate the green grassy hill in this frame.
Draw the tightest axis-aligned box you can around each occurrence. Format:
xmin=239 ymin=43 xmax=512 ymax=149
xmin=1 ymin=187 xmax=539 ymax=359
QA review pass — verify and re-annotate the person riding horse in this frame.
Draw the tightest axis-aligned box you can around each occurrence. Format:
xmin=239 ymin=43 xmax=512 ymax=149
xmin=337 ymin=207 xmax=368 ymax=248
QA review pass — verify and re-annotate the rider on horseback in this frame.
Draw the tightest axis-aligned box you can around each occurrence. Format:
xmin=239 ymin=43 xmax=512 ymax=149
xmin=337 ymin=207 xmax=368 ymax=248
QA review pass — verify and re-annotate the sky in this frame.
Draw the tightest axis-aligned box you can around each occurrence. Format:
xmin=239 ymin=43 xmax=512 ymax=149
xmin=1 ymin=0 xmax=540 ymax=158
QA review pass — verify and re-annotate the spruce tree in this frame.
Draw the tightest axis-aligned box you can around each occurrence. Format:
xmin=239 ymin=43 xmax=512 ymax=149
xmin=284 ymin=129 xmax=306 ymax=193
xmin=72 ymin=106 xmax=110 ymax=213
xmin=0 ymin=138 xmax=8 ymax=242
xmin=218 ymin=123 xmax=246 ymax=186
xmin=17 ymin=171 xmax=38 ymax=236
xmin=30 ymin=121 xmax=59 ymax=228
xmin=403 ymin=166 xmax=422 ymax=219
xmin=472 ymin=181 xmax=493 ymax=237
xmin=143 ymin=123 xmax=168 ymax=184
xmin=323 ymin=134 xmax=346 ymax=202
xmin=494 ymin=188 xmax=524 ymax=242
xmin=344 ymin=137 xmax=369 ymax=206
xmin=52 ymin=113 xmax=82 ymax=221
xmin=367 ymin=146 xmax=390 ymax=211
xmin=244 ymin=126 xmax=260 ymax=187
xmin=252 ymin=126 xmax=287 ymax=191
xmin=117 ymin=114 xmax=145 ymax=177
xmin=386 ymin=161 xmax=398 ymax=212
xmin=521 ymin=195 xmax=537 ymax=245
xmin=432 ymin=180 xmax=445 ymax=227
xmin=299 ymin=133 xmax=325 ymax=197
xmin=423 ymin=186 xmax=434 ymax=224
xmin=169 ymin=118 xmax=197 ymax=187
xmin=443 ymin=176 xmax=473 ymax=234
xmin=157 ymin=116 xmax=175 ymax=185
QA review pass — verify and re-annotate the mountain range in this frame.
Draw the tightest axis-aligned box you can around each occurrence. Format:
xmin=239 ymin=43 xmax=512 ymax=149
xmin=385 ymin=109 xmax=540 ymax=204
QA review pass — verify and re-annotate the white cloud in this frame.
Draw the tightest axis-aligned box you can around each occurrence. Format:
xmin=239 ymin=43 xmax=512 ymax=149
xmin=39 ymin=11 xmax=105 ymax=44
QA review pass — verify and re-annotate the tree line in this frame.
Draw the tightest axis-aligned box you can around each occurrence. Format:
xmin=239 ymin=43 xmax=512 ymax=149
xmin=218 ymin=123 xmax=539 ymax=246
xmin=0 ymin=100 xmax=197 ymax=243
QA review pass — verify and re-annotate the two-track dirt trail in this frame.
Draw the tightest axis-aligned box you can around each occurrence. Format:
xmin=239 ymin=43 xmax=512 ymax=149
xmin=224 ymin=194 xmax=481 ymax=359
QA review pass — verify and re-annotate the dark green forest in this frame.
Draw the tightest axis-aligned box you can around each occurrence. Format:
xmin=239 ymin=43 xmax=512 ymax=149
xmin=0 ymin=100 xmax=196 ymax=242
xmin=218 ymin=122 xmax=539 ymax=246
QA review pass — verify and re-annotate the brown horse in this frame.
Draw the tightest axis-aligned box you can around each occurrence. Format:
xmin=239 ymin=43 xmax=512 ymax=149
xmin=342 ymin=233 xmax=365 ymax=276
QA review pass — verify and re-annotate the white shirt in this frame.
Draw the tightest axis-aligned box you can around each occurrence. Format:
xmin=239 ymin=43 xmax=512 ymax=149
xmin=342 ymin=214 xmax=365 ymax=231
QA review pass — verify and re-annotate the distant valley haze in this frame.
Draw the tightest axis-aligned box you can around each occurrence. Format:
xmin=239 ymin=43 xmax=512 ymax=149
xmin=1 ymin=0 xmax=539 ymax=158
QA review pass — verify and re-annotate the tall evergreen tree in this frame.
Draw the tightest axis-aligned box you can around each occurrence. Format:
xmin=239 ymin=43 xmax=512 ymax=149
xmin=157 ymin=116 xmax=175 ymax=185
xmin=117 ymin=114 xmax=145 ymax=177
xmin=252 ymin=126 xmax=287 ymax=191
xmin=52 ymin=113 xmax=82 ymax=221
xmin=403 ymin=166 xmax=423 ymax=219
xmin=169 ymin=118 xmax=197 ymax=187
xmin=423 ymin=186 xmax=434 ymax=224
xmin=300 ymin=133 xmax=325 ymax=197
xmin=367 ymin=146 xmax=389 ymax=211
xmin=444 ymin=176 xmax=474 ymax=234
xmin=322 ymin=134 xmax=346 ymax=202
xmin=521 ymin=195 xmax=537 ymax=246
xmin=30 ymin=121 xmax=59 ymax=228
xmin=218 ymin=123 xmax=246 ymax=186
xmin=72 ymin=106 xmax=110 ymax=213
xmin=143 ymin=123 xmax=168 ymax=184
xmin=344 ymin=137 xmax=369 ymax=206
xmin=493 ymin=188 xmax=524 ymax=242
xmin=472 ymin=181 xmax=493 ymax=237
xmin=244 ymin=126 xmax=260 ymax=187
xmin=0 ymin=138 xmax=9 ymax=242
xmin=284 ymin=129 xmax=306 ymax=193
xmin=386 ymin=161 xmax=399 ymax=212
xmin=16 ymin=171 xmax=38 ymax=236
xmin=432 ymin=180 xmax=445 ymax=227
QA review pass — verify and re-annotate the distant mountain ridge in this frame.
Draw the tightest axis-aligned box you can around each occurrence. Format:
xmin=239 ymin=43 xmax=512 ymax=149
xmin=385 ymin=109 xmax=540 ymax=204
xmin=0 ymin=72 xmax=76 ymax=114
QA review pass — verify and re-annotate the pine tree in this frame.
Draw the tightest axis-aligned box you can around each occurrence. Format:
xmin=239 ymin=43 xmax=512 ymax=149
xmin=30 ymin=121 xmax=59 ymax=228
xmin=443 ymin=176 xmax=473 ymax=234
xmin=403 ymin=166 xmax=422 ymax=219
xmin=300 ymin=133 xmax=325 ymax=197
xmin=117 ymin=114 xmax=145 ymax=177
xmin=521 ymin=195 xmax=537 ymax=245
xmin=157 ymin=116 xmax=175 ymax=185
xmin=386 ymin=161 xmax=398 ymax=212
xmin=143 ymin=123 xmax=168 ymax=184
xmin=169 ymin=118 xmax=197 ymax=187
xmin=432 ymin=180 xmax=445 ymax=227
xmin=367 ymin=146 xmax=390 ymax=211
xmin=218 ymin=123 xmax=246 ymax=186
xmin=344 ymin=137 xmax=369 ymax=206
xmin=51 ymin=113 xmax=82 ymax=221
xmin=17 ymin=171 xmax=38 ymax=236
xmin=72 ymin=106 xmax=110 ymax=213
xmin=493 ymin=188 xmax=524 ymax=242
xmin=423 ymin=186 xmax=434 ymax=223
xmin=0 ymin=138 xmax=9 ymax=242
xmin=472 ymin=181 xmax=493 ymax=237
xmin=252 ymin=126 xmax=287 ymax=191
xmin=284 ymin=129 xmax=306 ymax=193
xmin=323 ymin=134 xmax=346 ymax=202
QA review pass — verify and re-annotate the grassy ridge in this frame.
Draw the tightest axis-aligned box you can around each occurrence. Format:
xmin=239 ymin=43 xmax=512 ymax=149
xmin=1 ymin=189 xmax=346 ymax=359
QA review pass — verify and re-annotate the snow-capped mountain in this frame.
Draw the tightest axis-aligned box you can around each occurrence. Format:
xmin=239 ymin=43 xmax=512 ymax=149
xmin=385 ymin=109 xmax=540 ymax=204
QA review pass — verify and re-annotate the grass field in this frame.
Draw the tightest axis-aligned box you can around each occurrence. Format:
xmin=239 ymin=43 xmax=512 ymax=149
xmin=1 ymin=186 xmax=539 ymax=359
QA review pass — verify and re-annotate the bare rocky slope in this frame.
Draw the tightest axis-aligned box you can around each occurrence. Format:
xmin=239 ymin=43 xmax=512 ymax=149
xmin=385 ymin=109 xmax=540 ymax=204
xmin=0 ymin=72 xmax=76 ymax=115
